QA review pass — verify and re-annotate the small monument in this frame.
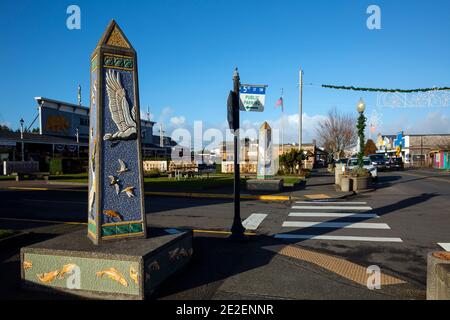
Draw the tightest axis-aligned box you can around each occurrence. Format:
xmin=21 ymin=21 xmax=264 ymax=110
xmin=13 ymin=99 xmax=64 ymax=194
xmin=247 ymin=122 xmax=283 ymax=191
xmin=20 ymin=20 xmax=193 ymax=300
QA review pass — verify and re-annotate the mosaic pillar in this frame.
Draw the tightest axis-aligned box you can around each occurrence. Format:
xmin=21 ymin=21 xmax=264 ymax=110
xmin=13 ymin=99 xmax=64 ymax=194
xmin=257 ymin=121 xmax=274 ymax=179
xmin=88 ymin=20 xmax=147 ymax=244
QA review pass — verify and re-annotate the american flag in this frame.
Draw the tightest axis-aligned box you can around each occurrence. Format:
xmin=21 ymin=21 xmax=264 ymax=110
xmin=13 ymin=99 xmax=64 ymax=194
xmin=275 ymin=96 xmax=284 ymax=112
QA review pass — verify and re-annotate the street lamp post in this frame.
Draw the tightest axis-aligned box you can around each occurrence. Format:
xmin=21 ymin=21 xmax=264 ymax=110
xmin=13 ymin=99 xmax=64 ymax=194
xmin=20 ymin=118 xmax=25 ymax=162
xmin=75 ymin=127 xmax=80 ymax=158
xmin=356 ymin=98 xmax=366 ymax=168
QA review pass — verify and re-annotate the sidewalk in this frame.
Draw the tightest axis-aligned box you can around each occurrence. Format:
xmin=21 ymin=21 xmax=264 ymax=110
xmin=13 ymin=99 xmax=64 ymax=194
xmin=156 ymin=235 xmax=424 ymax=300
xmin=0 ymin=229 xmax=424 ymax=300
xmin=290 ymin=168 xmax=353 ymax=200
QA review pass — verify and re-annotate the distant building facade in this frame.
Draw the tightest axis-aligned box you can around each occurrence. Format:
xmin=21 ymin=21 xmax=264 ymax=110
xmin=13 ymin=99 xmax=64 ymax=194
xmin=0 ymin=97 xmax=176 ymax=173
xmin=375 ymin=132 xmax=450 ymax=167
xmin=220 ymin=140 xmax=327 ymax=173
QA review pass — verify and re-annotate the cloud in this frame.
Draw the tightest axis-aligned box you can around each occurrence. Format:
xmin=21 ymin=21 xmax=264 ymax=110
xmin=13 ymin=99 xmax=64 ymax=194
xmin=268 ymin=112 xmax=328 ymax=144
xmin=170 ymin=116 xmax=186 ymax=126
xmin=140 ymin=111 xmax=155 ymax=121
xmin=151 ymin=107 xmax=330 ymax=151
xmin=377 ymin=111 xmax=450 ymax=135
xmin=406 ymin=111 xmax=450 ymax=134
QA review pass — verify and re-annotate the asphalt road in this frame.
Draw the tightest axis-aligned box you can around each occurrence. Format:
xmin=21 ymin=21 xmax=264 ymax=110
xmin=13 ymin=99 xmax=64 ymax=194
xmin=1 ymin=168 xmax=449 ymax=299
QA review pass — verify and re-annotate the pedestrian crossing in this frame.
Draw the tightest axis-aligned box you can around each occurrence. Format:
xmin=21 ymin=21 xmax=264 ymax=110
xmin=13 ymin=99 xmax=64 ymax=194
xmin=243 ymin=213 xmax=268 ymax=230
xmin=275 ymin=200 xmax=403 ymax=243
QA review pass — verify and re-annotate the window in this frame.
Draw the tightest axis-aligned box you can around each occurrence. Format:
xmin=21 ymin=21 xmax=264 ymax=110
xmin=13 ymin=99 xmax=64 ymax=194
xmin=79 ymin=117 xmax=89 ymax=126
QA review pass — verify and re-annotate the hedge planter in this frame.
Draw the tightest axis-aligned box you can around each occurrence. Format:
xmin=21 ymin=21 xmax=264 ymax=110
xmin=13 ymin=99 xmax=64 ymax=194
xmin=351 ymin=176 xmax=370 ymax=191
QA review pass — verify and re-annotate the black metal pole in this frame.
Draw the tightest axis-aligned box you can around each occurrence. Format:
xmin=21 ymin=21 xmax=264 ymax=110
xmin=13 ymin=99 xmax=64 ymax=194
xmin=230 ymin=68 xmax=245 ymax=240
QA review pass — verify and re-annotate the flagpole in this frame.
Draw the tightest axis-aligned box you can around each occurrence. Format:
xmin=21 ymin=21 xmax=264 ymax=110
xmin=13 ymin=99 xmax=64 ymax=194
xmin=298 ymin=68 xmax=303 ymax=151
xmin=281 ymin=88 xmax=284 ymax=155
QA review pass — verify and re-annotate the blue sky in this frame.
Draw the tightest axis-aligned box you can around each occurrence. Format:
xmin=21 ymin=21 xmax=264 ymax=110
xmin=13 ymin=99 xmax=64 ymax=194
xmin=1 ymin=0 xmax=450 ymax=143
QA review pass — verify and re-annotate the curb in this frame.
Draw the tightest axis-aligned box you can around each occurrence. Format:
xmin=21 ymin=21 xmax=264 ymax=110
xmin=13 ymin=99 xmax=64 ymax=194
xmin=144 ymin=191 xmax=291 ymax=201
xmin=353 ymin=188 xmax=376 ymax=195
xmin=2 ymin=186 xmax=351 ymax=202
xmin=47 ymin=181 xmax=87 ymax=186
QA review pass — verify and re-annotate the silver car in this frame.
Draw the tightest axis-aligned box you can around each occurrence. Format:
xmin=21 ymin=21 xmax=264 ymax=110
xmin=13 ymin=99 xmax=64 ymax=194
xmin=346 ymin=157 xmax=378 ymax=179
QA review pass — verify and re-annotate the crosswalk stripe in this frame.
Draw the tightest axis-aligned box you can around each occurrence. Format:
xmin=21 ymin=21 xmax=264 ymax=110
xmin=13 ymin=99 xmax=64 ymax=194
xmin=242 ymin=213 xmax=268 ymax=230
xmin=288 ymin=212 xmax=379 ymax=218
xmin=295 ymin=201 xmax=367 ymax=205
xmin=282 ymin=221 xmax=390 ymax=229
xmin=291 ymin=205 xmax=372 ymax=210
xmin=273 ymin=234 xmax=403 ymax=242
xmin=437 ymin=243 xmax=450 ymax=251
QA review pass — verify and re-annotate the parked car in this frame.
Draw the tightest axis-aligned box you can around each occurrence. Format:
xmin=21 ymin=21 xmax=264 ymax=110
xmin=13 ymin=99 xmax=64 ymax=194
xmin=387 ymin=157 xmax=404 ymax=170
xmin=368 ymin=154 xmax=387 ymax=171
xmin=335 ymin=158 xmax=348 ymax=166
xmin=346 ymin=157 xmax=378 ymax=180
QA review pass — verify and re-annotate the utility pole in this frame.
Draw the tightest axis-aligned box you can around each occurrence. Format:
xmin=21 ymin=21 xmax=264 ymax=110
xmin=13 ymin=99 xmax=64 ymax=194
xmin=159 ymin=123 xmax=164 ymax=148
xmin=298 ymin=68 xmax=303 ymax=151
xmin=229 ymin=68 xmax=245 ymax=240
xmin=280 ymin=88 xmax=284 ymax=155
xmin=78 ymin=85 xmax=82 ymax=106
xmin=75 ymin=127 xmax=80 ymax=158
xmin=146 ymin=106 xmax=151 ymax=121
xmin=420 ymin=135 xmax=423 ymax=167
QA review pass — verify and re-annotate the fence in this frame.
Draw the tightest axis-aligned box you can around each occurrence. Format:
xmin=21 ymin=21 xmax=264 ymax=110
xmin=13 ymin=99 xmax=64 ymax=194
xmin=143 ymin=160 xmax=167 ymax=173
xmin=3 ymin=161 xmax=40 ymax=175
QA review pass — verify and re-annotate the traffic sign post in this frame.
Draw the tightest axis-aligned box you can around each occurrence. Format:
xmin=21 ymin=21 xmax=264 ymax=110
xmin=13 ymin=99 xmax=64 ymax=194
xmin=229 ymin=68 xmax=246 ymax=240
xmin=239 ymin=84 xmax=267 ymax=112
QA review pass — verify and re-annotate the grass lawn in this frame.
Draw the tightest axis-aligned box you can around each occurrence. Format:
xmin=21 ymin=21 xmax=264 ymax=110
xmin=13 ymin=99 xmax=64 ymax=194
xmin=144 ymin=175 xmax=246 ymax=192
xmin=274 ymin=175 xmax=304 ymax=185
xmin=50 ymin=173 xmax=246 ymax=191
xmin=0 ymin=175 xmax=14 ymax=181
xmin=0 ymin=229 xmax=15 ymax=240
xmin=48 ymin=172 xmax=304 ymax=191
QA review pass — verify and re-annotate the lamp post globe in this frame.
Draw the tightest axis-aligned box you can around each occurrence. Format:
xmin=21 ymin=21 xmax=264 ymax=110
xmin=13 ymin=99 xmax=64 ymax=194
xmin=19 ymin=118 xmax=24 ymax=138
xmin=19 ymin=118 xmax=25 ymax=161
xmin=357 ymin=98 xmax=366 ymax=114
xmin=357 ymin=98 xmax=366 ymax=113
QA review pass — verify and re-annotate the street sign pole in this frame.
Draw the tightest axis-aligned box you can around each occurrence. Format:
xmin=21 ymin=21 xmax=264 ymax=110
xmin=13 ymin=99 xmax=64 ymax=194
xmin=230 ymin=68 xmax=245 ymax=240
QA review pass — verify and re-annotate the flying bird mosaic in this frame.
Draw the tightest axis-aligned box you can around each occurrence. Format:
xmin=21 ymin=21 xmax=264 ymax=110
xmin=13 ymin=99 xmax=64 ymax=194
xmin=103 ymin=69 xmax=137 ymax=141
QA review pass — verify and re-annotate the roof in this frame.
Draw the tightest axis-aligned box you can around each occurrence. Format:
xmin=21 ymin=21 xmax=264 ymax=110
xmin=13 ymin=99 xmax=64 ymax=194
xmin=0 ymin=131 xmax=88 ymax=146
xmin=380 ymin=133 xmax=450 ymax=137
xmin=35 ymin=97 xmax=89 ymax=111
xmin=35 ymin=97 xmax=156 ymax=126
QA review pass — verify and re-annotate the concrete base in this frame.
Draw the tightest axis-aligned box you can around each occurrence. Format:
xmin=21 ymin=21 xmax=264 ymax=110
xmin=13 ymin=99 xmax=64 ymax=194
xmin=246 ymin=179 xmax=283 ymax=192
xmin=427 ymin=251 xmax=450 ymax=300
xmin=20 ymin=228 xmax=193 ymax=300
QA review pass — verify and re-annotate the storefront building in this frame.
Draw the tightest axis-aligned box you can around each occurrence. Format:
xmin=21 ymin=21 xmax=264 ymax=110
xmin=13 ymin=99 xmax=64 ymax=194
xmin=375 ymin=132 xmax=450 ymax=167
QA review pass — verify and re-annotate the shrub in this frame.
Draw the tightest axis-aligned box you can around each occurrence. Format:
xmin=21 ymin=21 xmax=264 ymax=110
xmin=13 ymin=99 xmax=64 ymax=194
xmin=49 ymin=158 xmax=63 ymax=175
xmin=145 ymin=168 xmax=162 ymax=178
xmin=279 ymin=149 xmax=305 ymax=174
xmin=299 ymin=169 xmax=311 ymax=178
xmin=350 ymin=167 xmax=371 ymax=178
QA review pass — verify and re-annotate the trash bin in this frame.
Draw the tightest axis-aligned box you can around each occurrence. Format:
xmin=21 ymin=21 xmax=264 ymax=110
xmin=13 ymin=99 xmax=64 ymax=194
xmin=341 ymin=175 xmax=351 ymax=192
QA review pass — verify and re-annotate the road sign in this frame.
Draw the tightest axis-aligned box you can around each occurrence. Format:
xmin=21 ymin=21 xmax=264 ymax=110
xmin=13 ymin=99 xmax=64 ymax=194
xmin=239 ymin=84 xmax=267 ymax=112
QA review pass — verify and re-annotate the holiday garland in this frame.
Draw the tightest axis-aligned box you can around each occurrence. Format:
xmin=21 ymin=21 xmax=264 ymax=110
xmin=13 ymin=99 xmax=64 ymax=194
xmin=321 ymin=84 xmax=450 ymax=93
